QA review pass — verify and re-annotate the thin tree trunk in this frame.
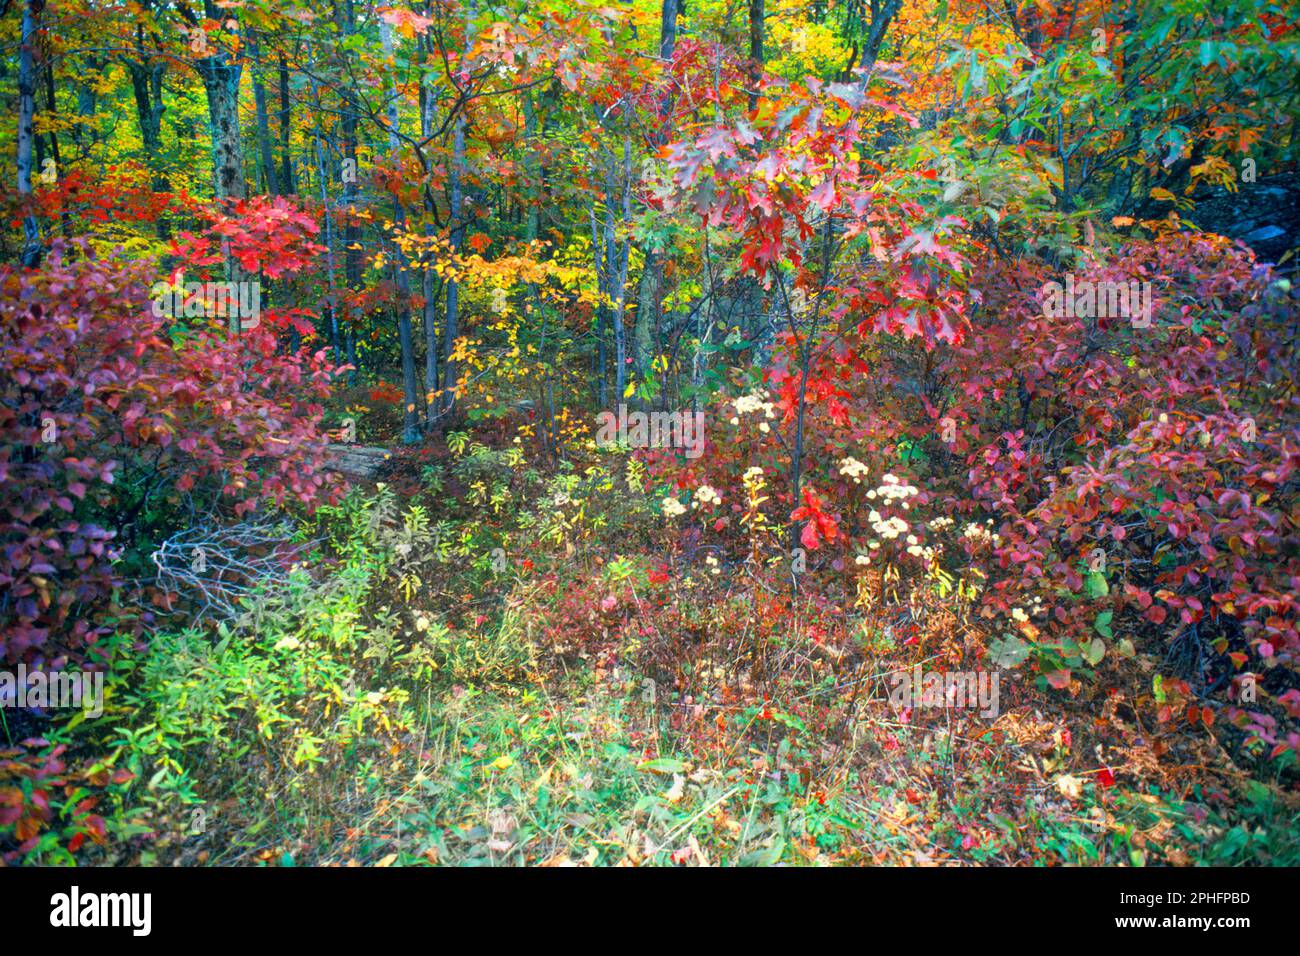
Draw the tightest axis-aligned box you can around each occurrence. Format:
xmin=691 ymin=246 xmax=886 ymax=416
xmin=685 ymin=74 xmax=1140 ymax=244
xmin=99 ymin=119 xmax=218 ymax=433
xmin=523 ymin=88 xmax=555 ymax=455
xmin=380 ymin=21 xmax=422 ymax=443
xmin=307 ymin=55 xmax=340 ymax=362
xmin=523 ymin=91 xmax=541 ymax=243
xmin=858 ymin=0 xmax=903 ymax=81
xmin=278 ymin=52 xmax=295 ymax=194
xmin=188 ymin=9 xmax=247 ymax=333
xmin=441 ymin=0 xmax=476 ymax=418
xmin=660 ymin=0 xmax=679 ymax=59
xmin=591 ymin=202 xmax=609 ymax=407
xmin=127 ymin=50 xmax=169 ymax=240
xmin=611 ymin=133 xmax=632 ymax=400
xmin=250 ymin=33 xmax=278 ymax=194
xmin=339 ymin=1 xmax=362 ymax=384
xmin=419 ymin=17 xmax=440 ymax=429
xmin=74 ymin=57 xmax=100 ymax=154
xmin=127 ymin=60 xmax=166 ymax=164
xmin=39 ymin=38 xmax=72 ymax=241
xmin=18 ymin=0 xmax=45 ymax=268
xmin=631 ymin=0 xmax=680 ymax=394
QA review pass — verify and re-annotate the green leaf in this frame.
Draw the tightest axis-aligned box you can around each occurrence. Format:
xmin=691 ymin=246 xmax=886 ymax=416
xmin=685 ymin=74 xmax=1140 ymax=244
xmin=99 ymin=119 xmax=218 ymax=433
xmin=637 ymin=757 xmax=688 ymax=775
xmin=769 ymin=710 xmax=807 ymax=732
xmin=1093 ymin=610 xmax=1113 ymax=639
xmin=988 ymin=633 xmax=1030 ymax=668
xmin=1084 ymin=571 xmax=1110 ymax=599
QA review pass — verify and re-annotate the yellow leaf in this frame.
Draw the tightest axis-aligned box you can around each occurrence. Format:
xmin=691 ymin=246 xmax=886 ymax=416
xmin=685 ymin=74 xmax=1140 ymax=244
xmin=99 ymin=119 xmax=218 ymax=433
xmin=1055 ymin=774 xmax=1083 ymax=800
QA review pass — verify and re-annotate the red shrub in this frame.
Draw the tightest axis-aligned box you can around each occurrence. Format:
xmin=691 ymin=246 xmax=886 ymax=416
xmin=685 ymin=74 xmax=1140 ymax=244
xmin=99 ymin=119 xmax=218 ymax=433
xmin=0 ymin=238 xmax=344 ymax=667
xmin=652 ymin=230 xmax=1300 ymax=763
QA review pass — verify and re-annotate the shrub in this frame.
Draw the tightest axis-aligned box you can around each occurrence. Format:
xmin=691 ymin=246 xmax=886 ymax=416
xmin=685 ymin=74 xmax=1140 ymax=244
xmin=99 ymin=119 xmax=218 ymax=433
xmin=0 ymin=239 xmax=343 ymax=668
xmin=647 ymin=230 xmax=1300 ymax=766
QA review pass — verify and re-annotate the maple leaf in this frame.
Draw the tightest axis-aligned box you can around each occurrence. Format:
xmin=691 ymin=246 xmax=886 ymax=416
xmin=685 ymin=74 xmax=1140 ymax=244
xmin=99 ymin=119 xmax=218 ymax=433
xmin=791 ymin=487 xmax=839 ymax=550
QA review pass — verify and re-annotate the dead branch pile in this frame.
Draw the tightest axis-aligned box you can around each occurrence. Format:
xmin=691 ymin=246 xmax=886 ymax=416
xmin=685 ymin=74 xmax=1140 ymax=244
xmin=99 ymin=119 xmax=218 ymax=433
xmin=151 ymin=521 xmax=312 ymax=624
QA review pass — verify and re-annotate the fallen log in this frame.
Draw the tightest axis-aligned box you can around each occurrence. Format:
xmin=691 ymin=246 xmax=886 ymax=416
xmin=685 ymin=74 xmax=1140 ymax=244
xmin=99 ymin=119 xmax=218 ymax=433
xmin=323 ymin=443 xmax=394 ymax=480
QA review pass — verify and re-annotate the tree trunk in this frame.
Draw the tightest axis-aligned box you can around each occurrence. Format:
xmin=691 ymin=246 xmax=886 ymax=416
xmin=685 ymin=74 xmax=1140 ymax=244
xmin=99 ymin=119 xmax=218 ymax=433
xmin=278 ymin=53 xmax=295 ymax=194
xmin=523 ymin=90 xmax=541 ymax=243
xmin=127 ymin=50 xmax=169 ymax=240
xmin=127 ymin=59 xmax=166 ymax=164
xmin=194 ymin=52 xmax=246 ymax=204
xmin=250 ymin=34 xmax=278 ymax=194
xmin=380 ymin=20 xmax=422 ymax=444
xmin=187 ymin=10 xmax=248 ymax=333
xmin=633 ymin=248 xmax=658 ymax=386
xmin=523 ymin=88 xmax=557 ymax=456
xmin=441 ymin=0 xmax=477 ymax=418
xmin=611 ymin=134 xmax=632 ymax=400
xmin=660 ymin=0 xmax=679 ymax=59
xmin=591 ymin=201 xmax=610 ymax=407
xmin=307 ymin=54 xmax=340 ymax=361
xmin=631 ymin=0 xmax=681 ymax=394
xmin=340 ymin=1 xmax=362 ymax=384
xmin=419 ymin=16 xmax=440 ymax=429
xmin=74 ymin=57 xmax=100 ymax=154
xmin=39 ymin=36 xmax=71 ymax=241
xmin=18 ymin=0 xmax=45 ymax=268
xmin=858 ymin=0 xmax=903 ymax=80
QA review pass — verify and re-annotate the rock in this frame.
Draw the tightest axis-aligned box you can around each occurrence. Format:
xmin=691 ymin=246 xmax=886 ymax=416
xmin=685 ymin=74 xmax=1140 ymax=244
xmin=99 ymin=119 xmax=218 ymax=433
xmin=1187 ymin=173 xmax=1300 ymax=266
xmin=1240 ymin=224 xmax=1286 ymax=245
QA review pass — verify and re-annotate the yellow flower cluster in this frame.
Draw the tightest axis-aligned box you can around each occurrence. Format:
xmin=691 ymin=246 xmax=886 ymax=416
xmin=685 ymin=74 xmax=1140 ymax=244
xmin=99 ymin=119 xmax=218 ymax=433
xmin=868 ymin=509 xmax=909 ymax=541
xmin=866 ymin=474 xmax=919 ymax=509
xmin=730 ymin=392 xmax=777 ymax=433
xmin=838 ymin=456 xmax=870 ymax=484
xmin=963 ymin=520 xmax=1000 ymax=546
xmin=693 ymin=485 xmax=721 ymax=508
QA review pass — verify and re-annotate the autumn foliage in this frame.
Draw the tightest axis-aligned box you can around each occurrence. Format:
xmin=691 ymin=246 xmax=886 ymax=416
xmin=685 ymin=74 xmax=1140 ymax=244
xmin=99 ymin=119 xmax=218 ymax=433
xmin=1 ymin=0 xmax=1297 ymax=869
xmin=0 ymin=228 xmax=342 ymax=669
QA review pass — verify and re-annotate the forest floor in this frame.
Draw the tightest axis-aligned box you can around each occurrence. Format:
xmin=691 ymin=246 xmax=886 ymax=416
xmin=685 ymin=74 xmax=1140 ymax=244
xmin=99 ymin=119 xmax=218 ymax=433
xmin=130 ymin=421 xmax=1298 ymax=869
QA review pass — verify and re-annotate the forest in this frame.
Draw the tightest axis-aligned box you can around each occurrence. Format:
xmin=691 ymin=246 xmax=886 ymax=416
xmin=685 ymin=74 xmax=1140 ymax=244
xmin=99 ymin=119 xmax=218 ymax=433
xmin=0 ymin=0 xmax=1297 ymax=869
